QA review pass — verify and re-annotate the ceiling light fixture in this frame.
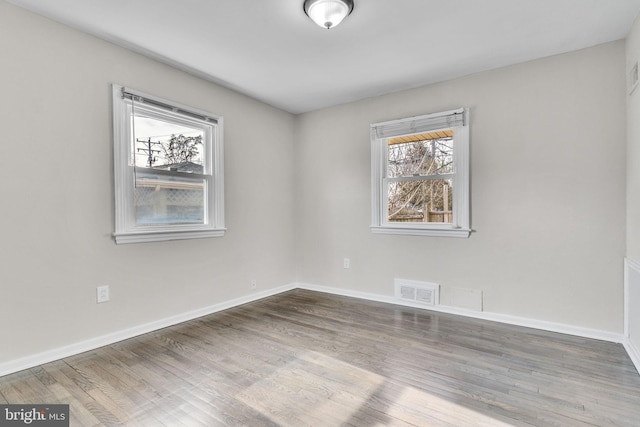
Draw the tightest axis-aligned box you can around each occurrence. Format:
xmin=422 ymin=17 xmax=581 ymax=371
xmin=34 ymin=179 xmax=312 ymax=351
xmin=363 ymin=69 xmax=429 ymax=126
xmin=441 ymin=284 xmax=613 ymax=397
xmin=303 ymin=0 xmax=354 ymax=29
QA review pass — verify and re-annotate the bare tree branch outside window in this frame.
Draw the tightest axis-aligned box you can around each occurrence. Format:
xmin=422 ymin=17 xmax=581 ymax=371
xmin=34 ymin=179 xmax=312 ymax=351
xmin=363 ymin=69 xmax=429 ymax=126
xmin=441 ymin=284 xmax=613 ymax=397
xmin=387 ymin=137 xmax=453 ymax=223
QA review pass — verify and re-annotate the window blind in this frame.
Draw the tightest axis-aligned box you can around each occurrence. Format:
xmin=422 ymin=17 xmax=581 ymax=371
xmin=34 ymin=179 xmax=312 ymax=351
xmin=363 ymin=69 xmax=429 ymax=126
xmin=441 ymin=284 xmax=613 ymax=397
xmin=372 ymin=108 xmax=465 ymax=139
xmin=121 ymin=88 xmax=217 ymax=124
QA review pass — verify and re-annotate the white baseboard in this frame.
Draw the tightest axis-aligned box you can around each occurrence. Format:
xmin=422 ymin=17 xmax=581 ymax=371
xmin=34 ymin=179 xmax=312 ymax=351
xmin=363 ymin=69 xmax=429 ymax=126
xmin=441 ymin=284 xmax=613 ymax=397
xmin=296 ymin=282 xmax=625 ymax=343
xmin=0 ymin=284 xmax=296 ymax=377
xmin=0 ymin=281 xmax=631 ymax=378
xmin=624 ymin=338 xmax=640 ymax=374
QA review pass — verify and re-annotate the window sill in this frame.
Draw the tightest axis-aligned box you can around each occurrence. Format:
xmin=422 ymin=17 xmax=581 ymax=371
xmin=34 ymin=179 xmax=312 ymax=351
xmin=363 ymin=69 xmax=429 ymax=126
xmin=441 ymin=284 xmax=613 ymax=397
xmin=114 ymin=228 xmax=226 ymax=244
xmin=370 ymin=225 xmax=471 ymax=238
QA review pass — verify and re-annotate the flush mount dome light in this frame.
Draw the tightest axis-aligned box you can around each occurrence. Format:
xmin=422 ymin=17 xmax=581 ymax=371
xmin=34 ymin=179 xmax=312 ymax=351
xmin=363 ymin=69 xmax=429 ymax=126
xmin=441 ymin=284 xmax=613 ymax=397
xmin=304 ymin=0 xmax=354 ymax=29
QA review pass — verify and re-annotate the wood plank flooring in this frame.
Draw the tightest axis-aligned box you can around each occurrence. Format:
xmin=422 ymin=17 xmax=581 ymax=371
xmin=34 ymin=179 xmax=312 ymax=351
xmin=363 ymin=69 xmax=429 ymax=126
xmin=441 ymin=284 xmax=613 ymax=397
xmin=1 ymin=289 xmax=640 ymax=426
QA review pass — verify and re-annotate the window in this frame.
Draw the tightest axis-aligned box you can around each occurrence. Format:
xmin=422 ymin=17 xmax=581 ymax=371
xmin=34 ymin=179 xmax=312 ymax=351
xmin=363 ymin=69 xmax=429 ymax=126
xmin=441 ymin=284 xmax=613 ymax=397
xmin=370 ymin=108 xmax=470 ymax=237
xmin=112 ymin=85 xmax=225 ymax=244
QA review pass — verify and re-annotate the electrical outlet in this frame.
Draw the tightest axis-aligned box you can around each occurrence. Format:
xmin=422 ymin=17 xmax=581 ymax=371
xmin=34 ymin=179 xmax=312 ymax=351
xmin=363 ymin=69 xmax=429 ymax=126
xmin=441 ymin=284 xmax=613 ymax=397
xmin=250 ymin=279 xmax=257 ymax=290
xmin=96 ymin=285 xmax=110 ymax=303
xmin=343 ymin=258 xmax=350 ymax=269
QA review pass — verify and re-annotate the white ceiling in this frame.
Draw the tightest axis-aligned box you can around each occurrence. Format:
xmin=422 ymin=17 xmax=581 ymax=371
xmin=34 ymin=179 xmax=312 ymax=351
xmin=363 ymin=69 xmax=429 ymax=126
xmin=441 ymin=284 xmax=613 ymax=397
xmin=8 ymin=0 xmax=640 ymax=113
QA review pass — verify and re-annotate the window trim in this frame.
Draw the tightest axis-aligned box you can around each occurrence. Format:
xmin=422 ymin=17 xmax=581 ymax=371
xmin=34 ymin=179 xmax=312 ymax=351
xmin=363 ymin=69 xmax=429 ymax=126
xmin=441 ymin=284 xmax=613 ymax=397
xmin=370 ymin=108 xmax=470 ymax=238
xmin=112 ymin=84 xmax=225 ymax=244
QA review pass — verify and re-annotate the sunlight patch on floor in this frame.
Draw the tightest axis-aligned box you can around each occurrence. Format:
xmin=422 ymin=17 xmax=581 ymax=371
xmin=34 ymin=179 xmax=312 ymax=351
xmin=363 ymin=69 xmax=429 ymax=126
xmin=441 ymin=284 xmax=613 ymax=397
xmin=235 ymin=351 xmax=513 ymax=426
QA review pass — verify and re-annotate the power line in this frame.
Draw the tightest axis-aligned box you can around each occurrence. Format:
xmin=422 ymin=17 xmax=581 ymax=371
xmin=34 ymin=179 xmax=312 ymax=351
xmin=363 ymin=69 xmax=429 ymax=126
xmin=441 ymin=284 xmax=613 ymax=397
xmin=136 ymin=138 xmax=162 ymax=168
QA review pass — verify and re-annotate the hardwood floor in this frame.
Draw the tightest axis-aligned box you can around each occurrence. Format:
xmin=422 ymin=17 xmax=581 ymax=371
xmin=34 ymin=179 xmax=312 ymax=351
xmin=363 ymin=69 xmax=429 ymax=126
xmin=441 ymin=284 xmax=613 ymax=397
xmin=1 ymin=289 xmax=639 ymax=426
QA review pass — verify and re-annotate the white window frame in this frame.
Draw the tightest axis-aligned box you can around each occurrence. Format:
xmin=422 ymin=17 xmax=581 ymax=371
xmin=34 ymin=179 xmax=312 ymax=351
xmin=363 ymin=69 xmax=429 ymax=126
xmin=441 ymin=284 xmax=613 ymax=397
xmin=370 ymin=108 xmax=470 ymax=238
xmin=112 ymin=84 xmax=225 ymax=244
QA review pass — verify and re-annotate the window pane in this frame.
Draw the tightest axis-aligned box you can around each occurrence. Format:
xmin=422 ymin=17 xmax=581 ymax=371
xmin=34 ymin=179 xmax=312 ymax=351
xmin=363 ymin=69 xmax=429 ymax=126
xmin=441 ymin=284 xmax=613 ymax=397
xmin=388 ymin=137 xmax=453 ymax=178
xmin=133 ymin=115 xmax=205 ymax=171
xmin=387 ymin=179 xmax=453 ymax=223
xmin=134 ymin=172 xmax=205 ymax=225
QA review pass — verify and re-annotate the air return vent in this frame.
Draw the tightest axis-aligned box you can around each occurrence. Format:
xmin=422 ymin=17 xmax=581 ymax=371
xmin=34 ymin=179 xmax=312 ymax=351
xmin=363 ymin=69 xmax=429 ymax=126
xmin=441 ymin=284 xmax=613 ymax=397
xmin=394 ymin=279 xmax=439 ymax=306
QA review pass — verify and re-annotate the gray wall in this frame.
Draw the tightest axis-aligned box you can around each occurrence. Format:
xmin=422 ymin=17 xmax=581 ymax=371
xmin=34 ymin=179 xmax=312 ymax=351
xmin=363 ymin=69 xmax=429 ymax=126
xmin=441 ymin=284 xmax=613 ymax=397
xmin=0 ymin=1 xmax=296 ymax=363
xmin=626 ymin=13 xmax=640 ymax=359
xmin=295 ymin=42 xmax=627 ymax=333
xmin=628 ymin=13 xmax=640 ymax=264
